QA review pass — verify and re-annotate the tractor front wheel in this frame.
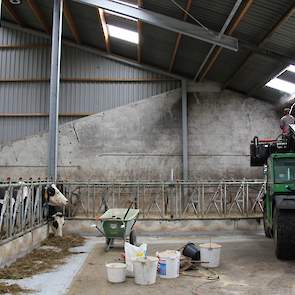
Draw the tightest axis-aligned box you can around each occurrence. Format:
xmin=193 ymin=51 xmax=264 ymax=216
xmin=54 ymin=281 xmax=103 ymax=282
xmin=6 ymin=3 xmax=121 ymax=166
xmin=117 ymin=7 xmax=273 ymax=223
xmin=273 ymin=207 xmax=295 ymax=260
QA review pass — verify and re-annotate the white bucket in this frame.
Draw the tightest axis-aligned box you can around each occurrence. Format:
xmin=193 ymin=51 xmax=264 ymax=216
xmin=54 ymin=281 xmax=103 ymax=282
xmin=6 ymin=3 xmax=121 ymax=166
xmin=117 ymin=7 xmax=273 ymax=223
xmin=200 ymin=243 xmax=222 ymax=268
xmin=157 ymin=250 xmax=180 ymax=279
xmin=105 ymin=263 xmax=127 ymax=283
xmin=133 ymin=256 xmax=158 ymax=285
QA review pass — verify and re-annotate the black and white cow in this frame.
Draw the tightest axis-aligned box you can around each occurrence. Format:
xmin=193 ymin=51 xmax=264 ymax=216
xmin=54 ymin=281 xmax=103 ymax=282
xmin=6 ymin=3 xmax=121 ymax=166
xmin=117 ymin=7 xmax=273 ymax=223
xmin=42 ymin=183 xmax=68 ymax=237
xmin=0 ymin=181 xmax=30 ymax=237
xmin=0 ymin=182 xmax=68 ymax=238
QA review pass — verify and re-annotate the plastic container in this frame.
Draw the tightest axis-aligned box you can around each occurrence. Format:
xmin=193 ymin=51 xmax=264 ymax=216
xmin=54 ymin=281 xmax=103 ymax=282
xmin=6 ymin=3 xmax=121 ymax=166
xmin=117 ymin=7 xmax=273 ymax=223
xmin=199 ymin=243 xmax=222 ymax=268
xmin=182 ymin=243 xmax=200 ymax=261
xmin=133 ymin=256 xmax=158 ymax=285
xmin=105 ymin=263 xmax=127 ymax=283
xmin=157 ymin=250 xmax=180 ymax=279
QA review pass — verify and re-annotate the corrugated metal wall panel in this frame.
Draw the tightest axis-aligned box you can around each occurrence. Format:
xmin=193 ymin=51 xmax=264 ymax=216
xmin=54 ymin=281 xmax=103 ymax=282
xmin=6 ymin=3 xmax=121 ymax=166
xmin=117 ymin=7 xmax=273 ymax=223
xmin=0 ymin=27 xmax=180 ymax=144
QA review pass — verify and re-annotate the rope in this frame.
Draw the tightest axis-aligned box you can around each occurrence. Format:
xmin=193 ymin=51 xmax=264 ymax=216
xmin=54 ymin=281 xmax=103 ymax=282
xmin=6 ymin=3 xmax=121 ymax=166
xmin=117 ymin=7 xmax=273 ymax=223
xmin=168 ymin=0 xmax=210 ymax=32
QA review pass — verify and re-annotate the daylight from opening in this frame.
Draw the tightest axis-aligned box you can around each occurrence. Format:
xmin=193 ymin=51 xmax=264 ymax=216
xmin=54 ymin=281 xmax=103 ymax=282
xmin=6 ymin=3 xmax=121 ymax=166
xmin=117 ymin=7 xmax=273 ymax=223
xmin=107 ymin=25 xmax=139 ymax=44
xmin=266 ymin=65 xmax=295 ymax=95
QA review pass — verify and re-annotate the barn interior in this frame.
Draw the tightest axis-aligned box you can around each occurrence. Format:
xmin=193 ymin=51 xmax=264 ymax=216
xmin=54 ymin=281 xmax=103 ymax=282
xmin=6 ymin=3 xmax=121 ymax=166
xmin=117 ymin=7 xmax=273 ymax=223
xmin=0 ymin=0 xmax=295 ymax=294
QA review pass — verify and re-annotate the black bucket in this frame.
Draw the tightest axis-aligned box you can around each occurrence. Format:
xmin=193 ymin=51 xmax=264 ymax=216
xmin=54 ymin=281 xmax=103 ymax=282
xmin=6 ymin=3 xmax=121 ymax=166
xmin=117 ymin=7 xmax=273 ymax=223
xmin=182 ymin=243 xmax=200 ymax=261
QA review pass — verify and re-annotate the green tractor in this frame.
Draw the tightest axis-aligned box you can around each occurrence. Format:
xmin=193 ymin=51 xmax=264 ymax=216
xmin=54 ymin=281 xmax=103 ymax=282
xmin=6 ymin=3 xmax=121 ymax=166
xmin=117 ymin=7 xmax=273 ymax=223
xmin=251 ymin=125 xmax=295 ymax=260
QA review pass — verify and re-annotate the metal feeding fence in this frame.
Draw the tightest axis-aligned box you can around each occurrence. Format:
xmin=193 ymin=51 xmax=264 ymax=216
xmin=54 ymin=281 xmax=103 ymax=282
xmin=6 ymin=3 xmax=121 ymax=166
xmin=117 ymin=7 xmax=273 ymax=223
xmin=58 ymin=180 xmax=265 ymax=220
xmin=0 ymin=180 xmax=49 ymax=244
xmin=0 ymin=179 xmax=265 ymax=244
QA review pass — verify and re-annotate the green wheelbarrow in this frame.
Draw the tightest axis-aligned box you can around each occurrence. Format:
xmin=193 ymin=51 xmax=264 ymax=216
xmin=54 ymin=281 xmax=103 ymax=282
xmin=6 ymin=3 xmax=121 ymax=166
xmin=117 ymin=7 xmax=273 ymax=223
xmin=94 ymin=207 xmax=140 ymax=251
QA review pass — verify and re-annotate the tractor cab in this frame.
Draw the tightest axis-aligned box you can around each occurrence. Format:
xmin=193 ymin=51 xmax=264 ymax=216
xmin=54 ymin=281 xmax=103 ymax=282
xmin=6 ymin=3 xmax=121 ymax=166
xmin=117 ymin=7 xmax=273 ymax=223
xmin=267 ymin=154 xmax=295 ymax=190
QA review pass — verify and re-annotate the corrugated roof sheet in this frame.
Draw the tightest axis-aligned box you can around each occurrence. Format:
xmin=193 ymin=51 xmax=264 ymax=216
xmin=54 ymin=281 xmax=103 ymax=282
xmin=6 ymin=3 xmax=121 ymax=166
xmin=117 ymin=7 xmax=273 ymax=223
xmin=2 ymin=0 xmax=295 ymax=103
xmin=173 ymin=36 xmax=212 ymax=78
xmin=228 ymin=54 xmax=284 ymax=93
xmin=142 ymin=23 xmax=176 ymax=70
xmin=262 ymin=13 xmax=295 ymax=57
xmin=66 ymin=0 xmax=106 ymax=48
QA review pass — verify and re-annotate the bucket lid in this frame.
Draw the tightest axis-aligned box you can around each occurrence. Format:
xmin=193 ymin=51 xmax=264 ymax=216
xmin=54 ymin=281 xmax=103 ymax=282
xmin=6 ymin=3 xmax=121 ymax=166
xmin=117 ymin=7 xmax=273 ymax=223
xmin=199 ymin=243 xmax=222 ymax=249
xmin=158 ymin=250 xmax=180 ymax=258
xmin=133 ymin=256 xmax=158 ymax=263
xmin=105 ymin=263 xmax=127 ymax=269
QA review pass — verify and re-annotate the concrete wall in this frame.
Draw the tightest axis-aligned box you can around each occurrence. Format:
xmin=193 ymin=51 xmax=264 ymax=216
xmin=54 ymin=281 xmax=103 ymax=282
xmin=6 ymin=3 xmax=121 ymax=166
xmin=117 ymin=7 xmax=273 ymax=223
xmin=64 ymin=219 xmax=263 ymax=236
xmin=0 ymin=224 xmax=48 ymax=267
xmin=189 ymin=91 xmax=280 ymax=179
xmin=0 ymin=88 xmax=279 ymax=180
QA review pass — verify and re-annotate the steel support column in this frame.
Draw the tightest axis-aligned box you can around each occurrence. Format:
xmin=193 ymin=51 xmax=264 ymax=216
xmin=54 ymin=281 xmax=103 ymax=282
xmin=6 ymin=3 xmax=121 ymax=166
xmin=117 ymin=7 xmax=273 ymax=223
xmin=0 ymin=0 xmax=2 ymax=25
xmin=48 ymin=0 xmax=63 ymax=181
xmin=182 ymin=79 xmax=188 ymax=181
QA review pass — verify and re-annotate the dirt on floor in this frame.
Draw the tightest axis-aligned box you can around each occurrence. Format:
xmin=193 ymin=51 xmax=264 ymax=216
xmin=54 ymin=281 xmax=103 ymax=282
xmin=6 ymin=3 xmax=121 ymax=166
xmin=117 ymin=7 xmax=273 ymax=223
xmin=0 ymin=234 xmax=85 ymax=281
xmin=0 ymin=283 xmax=33 ymax=294
xmin=0 ymin=282 xmax=32 ymax=294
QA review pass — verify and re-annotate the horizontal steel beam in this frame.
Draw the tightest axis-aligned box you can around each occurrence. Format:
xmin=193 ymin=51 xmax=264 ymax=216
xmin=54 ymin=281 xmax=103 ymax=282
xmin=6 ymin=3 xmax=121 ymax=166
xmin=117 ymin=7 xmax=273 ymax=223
xmin=0 ymin=112 xmax=94 ymax=117
xmin=0 ymin=77 xmax=176 ymax=83
xmin=73 ymin=0 xmax=238 ymax=51
xmin=0 ymin=43 xmax=49 ymax=49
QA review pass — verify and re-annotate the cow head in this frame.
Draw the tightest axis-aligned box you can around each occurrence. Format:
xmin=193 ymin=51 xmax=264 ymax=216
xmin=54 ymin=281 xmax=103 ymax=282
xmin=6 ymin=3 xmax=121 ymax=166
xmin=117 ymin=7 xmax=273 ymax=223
xmin=46 ymin=184 xmax=68 ymax=207
xmin=52 ymin=212 xmax=65 ymax=237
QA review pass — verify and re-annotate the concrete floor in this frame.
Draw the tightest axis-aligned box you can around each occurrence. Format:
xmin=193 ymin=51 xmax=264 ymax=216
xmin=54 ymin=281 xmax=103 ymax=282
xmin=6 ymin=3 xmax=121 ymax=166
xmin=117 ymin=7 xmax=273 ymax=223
xmin=67 ymin=234 xmax=295 ymax=295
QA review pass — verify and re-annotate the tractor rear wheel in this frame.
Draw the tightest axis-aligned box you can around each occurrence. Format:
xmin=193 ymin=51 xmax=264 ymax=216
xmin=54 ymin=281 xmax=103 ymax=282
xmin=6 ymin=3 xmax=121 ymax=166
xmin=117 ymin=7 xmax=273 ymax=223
xmin=273 ymin=207 xmax=295 ymax=260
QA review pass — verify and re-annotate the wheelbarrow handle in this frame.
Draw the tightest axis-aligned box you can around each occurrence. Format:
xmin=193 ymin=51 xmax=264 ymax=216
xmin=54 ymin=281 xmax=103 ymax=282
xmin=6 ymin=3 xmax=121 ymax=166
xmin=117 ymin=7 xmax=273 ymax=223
xmin=91 ymin=224 xmax=105 ymax=236
xmin=123 ymin=201 xmax=133 ymax=220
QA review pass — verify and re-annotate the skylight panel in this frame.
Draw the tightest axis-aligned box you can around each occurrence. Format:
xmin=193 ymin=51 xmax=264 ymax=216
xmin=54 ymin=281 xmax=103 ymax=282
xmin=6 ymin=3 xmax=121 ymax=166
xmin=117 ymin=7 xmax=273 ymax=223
xmin=286 ymin=65 xmax=295 ymax=73
xmin=266 ymin=78 xmax=295 ymax=94
xmin=107 ymin=25 xmax=139 ymax=44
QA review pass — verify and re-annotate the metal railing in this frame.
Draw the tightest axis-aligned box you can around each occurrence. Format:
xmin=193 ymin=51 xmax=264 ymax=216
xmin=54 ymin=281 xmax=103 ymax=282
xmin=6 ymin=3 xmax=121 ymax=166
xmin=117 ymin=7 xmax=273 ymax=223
xmin=0 ymin=179 xmax=265 ymax=244
xmin=58 ymin=180 xmax=265 ymax=220
xmin=0 ymin=180 xmax=49 ymax=244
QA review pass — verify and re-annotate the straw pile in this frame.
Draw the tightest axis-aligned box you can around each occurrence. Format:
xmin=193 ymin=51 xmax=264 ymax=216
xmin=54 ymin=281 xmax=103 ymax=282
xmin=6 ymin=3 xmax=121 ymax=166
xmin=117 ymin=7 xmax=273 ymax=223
xmin=0 ymin=234 xmax=85 ymax=280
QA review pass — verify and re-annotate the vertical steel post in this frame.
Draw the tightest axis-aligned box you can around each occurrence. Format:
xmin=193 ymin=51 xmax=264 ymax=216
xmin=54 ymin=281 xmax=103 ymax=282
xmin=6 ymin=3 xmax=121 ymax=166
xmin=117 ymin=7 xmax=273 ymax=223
xmin=48 ymin=0 xmax=63 ymax=181
xmin=0 ymin=0 xmax=2 ymax=26
xmin=181 ymin=80 xmax=188 ymax=214
xmin=181 ymin=79 xmax=188 ymax=180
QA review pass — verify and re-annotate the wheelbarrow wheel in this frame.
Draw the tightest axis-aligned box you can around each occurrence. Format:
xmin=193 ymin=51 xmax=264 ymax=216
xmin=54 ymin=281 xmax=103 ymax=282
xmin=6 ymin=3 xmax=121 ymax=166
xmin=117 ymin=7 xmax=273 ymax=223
xmin=129 ymin=230 xmax=137 ymax=246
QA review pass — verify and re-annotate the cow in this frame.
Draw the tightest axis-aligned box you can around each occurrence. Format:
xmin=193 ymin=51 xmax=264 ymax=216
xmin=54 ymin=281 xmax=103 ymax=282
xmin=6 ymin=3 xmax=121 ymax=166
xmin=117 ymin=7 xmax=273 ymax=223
xmin=0 ymin=182 xmax=68 ymax=238
xmin=0 ymin=182 xmax=30 ymax=238
xmin=42 ymin=183 xmax=68 ymax=237
xmin=43 ymin=183 xmax=68 ymax=207
xmin=51 ymin=212 xmax=65 ymax=237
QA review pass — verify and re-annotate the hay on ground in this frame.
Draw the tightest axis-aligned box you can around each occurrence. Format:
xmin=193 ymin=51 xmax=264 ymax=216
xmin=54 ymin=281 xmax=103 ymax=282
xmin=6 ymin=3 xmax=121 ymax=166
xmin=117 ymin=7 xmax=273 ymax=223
xmin=0 ymin=282 xmax=32 ymax=294
xmin=0 ymin=234 xmax=85 ymax=280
